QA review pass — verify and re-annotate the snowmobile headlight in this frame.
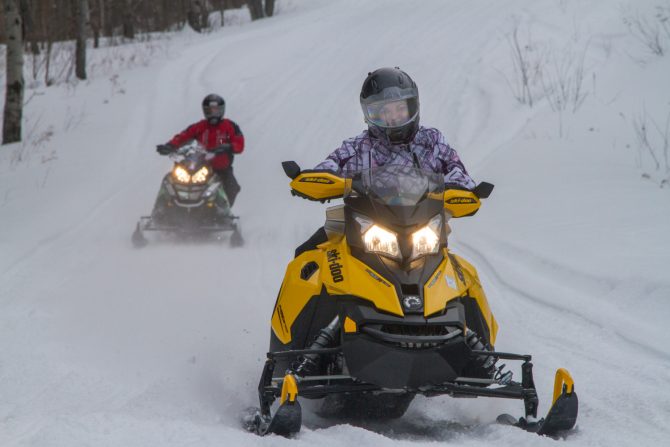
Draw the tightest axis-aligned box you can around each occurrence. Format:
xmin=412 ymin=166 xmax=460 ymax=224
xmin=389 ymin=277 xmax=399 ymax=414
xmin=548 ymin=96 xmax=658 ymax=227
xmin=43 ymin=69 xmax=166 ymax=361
xmin=362 ymin=224 xmax=401 ymax=260
xmin=173 ymin=166 xmax=191 ymax=184
xmin=410 ymin=214 xmax=442 ymax=260
xmin=191 ymin=166 xmax=209 ymax=184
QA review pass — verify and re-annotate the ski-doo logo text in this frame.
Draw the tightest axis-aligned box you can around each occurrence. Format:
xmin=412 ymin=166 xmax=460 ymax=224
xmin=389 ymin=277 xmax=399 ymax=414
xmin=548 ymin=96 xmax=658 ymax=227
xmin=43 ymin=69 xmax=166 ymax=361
xmin=446 ymin=197 xmax=476 ymax=204
xmin=327 ymin=249 xmax=344 ymax=282
xmin=300 ymin=177 xmax=334 ymax=184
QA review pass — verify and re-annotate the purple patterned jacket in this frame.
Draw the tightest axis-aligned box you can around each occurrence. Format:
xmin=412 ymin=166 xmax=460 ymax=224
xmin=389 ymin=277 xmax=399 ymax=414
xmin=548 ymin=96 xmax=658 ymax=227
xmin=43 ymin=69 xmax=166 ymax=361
xmin=315 ymin=127 xmax=475 ymax=190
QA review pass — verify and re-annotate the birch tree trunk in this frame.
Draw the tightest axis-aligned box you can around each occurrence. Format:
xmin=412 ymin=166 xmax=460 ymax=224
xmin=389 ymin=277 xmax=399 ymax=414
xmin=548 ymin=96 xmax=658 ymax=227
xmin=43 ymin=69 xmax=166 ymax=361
xmin=3 ymin=0 xmax=25 ymax=144
xmin=75 ymin=0 xmax=89 ymax=80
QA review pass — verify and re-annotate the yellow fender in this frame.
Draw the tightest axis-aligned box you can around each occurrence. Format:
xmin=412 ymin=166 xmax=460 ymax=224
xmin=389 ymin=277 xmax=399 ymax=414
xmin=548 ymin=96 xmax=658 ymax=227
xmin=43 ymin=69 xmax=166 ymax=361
xmin=423 ymin=249 xmax=498 ymax=346
xmin=271 ymin=236 xmax=403 ymax=345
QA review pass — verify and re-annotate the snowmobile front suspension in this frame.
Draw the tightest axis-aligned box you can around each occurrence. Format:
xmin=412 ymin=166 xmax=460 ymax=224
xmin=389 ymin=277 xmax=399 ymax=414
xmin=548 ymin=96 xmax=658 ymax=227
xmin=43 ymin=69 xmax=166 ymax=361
xmin=469 ymin=350 xmax=539 ymax=419
xmin=251 ymin=346 xmax=379 ymax=436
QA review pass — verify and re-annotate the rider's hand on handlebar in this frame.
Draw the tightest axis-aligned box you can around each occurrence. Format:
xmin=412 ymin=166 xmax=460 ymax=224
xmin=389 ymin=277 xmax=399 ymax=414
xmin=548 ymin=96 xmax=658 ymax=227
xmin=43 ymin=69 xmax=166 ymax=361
xmin=156 ymin=143 xmax=175 ymax=155
xmin=444 ymin=182 xmax=470 ymax=191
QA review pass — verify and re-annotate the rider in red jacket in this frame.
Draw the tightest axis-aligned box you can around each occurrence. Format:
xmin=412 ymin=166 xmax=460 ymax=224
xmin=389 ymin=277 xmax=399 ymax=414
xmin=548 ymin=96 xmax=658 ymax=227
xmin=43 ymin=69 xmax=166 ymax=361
xmin=157 ymin=94 xmax=245 ymax=206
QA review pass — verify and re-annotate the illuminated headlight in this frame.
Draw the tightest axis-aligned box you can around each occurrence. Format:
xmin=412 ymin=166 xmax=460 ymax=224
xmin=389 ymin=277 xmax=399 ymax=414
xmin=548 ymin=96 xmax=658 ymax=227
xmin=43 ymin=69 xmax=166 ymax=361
xmin=364 ymin=225 xmax=401 ymax=259
xmin=410 ymin=214 xmax=442 ymax=260
xmin=191 ymin=166 xmax=209 ymax=184
xmin=173 ymin=166 xmax=191 ymax=184
xmin=356 ymin=216 xmax=400 ymax=259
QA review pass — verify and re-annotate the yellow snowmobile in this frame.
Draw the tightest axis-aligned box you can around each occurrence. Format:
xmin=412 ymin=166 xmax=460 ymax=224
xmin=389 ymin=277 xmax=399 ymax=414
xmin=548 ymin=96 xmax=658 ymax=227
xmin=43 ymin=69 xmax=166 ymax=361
xmin=245 ymin=162 xmax=578 ymax=437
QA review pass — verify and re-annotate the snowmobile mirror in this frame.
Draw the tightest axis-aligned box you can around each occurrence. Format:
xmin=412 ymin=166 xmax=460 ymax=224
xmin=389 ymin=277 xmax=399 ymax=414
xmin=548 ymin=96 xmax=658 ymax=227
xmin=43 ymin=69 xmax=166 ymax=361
xmin=282 ymin=161 xmax=301 ymax=179
xmin=473 ymin=182 xmax=494 ymax=199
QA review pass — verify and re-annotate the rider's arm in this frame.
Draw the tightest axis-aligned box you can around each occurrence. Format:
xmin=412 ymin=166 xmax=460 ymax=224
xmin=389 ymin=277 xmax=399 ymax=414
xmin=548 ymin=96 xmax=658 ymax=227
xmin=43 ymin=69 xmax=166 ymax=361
xmin=432 ymin=128 xmax=476 ymax=190
xmin=227 ymin=120 xmax=245 ymax=154
xmin=168 ymin=121 xmax=205 ymax=147
xmin=314 ymin=138 xmax=357 ymax=175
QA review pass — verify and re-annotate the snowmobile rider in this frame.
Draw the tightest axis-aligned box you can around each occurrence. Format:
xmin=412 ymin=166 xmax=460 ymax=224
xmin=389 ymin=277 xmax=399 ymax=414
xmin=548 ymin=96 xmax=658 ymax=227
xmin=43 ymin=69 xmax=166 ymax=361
xmin=296 ymin=67 xmax=476 ymax=256
xmin=156 ymin=93 xmax=244 ymax=206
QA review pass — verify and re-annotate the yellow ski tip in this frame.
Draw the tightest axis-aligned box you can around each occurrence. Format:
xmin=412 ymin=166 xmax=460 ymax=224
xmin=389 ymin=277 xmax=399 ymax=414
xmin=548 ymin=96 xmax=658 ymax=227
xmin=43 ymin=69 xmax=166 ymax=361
xmin=552 ymin=368 xmax=575 ymax=405
xmin=280 ymin=374 xmax=299 ymax=405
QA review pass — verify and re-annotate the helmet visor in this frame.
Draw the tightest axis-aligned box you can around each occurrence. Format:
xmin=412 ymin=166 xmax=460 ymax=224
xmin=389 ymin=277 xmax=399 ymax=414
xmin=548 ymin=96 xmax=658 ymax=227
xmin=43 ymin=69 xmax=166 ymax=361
xmin=361 ymin=87 xmax=418 ymax=128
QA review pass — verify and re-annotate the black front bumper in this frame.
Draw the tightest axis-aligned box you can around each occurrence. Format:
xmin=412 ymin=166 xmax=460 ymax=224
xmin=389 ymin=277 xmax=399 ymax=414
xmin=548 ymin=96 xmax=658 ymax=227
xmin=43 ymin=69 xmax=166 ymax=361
xmin=340 ymin=301 xmax=471 ymax=389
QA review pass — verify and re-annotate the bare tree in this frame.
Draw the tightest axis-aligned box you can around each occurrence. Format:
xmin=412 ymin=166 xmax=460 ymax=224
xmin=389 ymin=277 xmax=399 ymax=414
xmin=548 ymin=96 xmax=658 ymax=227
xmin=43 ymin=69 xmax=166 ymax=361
xmin=507 ymin=22 xmax=536 ymax=107
xmin=90 ymin=0 xmax=105 ymax=48
xmin=75 ymin=0 xmax=89 ymax=79
xmin=187 ymin=0 xmax=205 ymax=31
xmin=122 ymin=0 xmax=134 ymax=39
xmin=20 ymin=0 xmax=39 ymax=54
xmin=264 ymin=0 xmax=274 ymax=17
xmin=3 ymin=0 xmax=25 ymax=144
xmin=247 ymin=0 xmax=263 ymax=20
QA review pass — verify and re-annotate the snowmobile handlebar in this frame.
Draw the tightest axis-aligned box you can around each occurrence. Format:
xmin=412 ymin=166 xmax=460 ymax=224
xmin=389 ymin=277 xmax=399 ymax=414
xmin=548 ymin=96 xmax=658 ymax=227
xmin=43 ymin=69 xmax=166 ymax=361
xmin=281 ymin=160 xmax=494 ymax=217
xmin=165 ymin=143 xmax=228 ymax=162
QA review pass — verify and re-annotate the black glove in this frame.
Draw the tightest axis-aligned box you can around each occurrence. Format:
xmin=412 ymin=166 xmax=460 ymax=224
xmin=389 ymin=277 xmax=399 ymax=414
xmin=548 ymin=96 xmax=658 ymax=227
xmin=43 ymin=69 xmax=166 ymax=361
xmin=444 ymin=182 xmax=470 ymax=191
xmin=156 ymin=143 xmax=175 ymax=155
xmin=212 ymin=143 xmax=233 ymax=156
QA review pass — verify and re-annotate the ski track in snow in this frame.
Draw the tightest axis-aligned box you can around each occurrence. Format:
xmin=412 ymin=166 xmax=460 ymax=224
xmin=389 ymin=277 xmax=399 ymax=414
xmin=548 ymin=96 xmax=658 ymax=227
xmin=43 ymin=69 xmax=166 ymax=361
xmin=457 ymin=239 xmax=670 ymax=362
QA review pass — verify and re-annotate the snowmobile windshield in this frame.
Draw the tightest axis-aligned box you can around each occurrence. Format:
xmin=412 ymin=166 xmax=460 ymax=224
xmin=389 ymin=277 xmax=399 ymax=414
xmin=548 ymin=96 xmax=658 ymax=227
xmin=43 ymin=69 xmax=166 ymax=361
xmin=175 ymin=140 xmax=206 ymax=155
xmin=346 ymin=165 xmax=444 ymax=207
xmin=171 ymin=141 xmax=214 ymax=171
xmin=173 ymin=141 xmax=208 ymax=160
xmin=361 ymin=87 xmax=419 ymax=128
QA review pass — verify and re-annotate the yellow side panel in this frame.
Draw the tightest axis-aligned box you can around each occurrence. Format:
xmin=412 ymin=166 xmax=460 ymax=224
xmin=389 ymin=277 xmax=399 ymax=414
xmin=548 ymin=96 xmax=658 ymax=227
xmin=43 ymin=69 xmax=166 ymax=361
xmin=443 ymin=190 xmax=481 ymax=217
xmin=271 ymin=237 xmax=404 ymax=345
xmin=321 ymin=237 xmax=404 ymax=317
xmin=271 ymin=250 xmax=325 ymax=344
xmin=290 ymin=172 xmax=351 ymax=201
xmin=423 ymin=249 xmax=498 ymax=346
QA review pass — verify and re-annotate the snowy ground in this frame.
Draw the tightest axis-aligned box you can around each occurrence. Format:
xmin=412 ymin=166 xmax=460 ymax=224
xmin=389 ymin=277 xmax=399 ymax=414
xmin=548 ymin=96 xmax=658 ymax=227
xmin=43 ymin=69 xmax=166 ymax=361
xmin=1 ymin=1 xmax=669 ymax=446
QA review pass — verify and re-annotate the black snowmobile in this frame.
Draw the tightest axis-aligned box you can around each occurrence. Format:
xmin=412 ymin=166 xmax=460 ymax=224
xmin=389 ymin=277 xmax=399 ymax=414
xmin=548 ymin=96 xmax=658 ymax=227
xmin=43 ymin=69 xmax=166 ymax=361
xmin=132 ymin=142 xmax=243 ymax=247
xmin=244 ymin=162 xmax=578 ymax=437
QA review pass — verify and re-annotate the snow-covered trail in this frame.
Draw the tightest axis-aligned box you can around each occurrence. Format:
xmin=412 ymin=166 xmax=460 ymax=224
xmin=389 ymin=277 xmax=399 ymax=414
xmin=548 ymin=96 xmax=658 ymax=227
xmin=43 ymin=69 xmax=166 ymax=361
xmin=2 ymin=1 xmax=669 ymax=446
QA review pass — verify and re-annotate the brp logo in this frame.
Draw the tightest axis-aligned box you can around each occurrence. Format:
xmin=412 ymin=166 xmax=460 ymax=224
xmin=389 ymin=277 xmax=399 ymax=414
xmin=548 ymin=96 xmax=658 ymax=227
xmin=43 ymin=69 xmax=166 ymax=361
xmin=402 ymin=295 xmax=423 ymax=311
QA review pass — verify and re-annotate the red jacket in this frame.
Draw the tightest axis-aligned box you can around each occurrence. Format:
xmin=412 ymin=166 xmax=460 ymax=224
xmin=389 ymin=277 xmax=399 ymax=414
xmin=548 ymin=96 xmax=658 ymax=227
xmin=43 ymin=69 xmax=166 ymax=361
xmin=169 ymin=118 xmax=244 ymax=170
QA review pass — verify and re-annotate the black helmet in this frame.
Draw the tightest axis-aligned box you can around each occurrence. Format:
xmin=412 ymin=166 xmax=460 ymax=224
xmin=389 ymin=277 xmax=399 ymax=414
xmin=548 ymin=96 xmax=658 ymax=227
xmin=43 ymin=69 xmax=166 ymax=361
xmin=202 ymin=93 xmax=225 ymax=125
xmin=360 ymin=67 xmax=419 ymax=144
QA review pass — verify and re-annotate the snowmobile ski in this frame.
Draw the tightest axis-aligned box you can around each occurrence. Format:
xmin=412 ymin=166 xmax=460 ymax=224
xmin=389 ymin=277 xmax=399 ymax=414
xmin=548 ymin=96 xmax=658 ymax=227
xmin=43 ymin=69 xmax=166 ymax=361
xmin=244 ymin=372 xmax=302 ymax=436
xmin=498 ymin=368 xmax=578 ymax=437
